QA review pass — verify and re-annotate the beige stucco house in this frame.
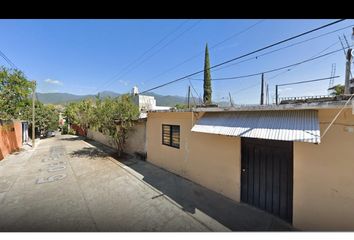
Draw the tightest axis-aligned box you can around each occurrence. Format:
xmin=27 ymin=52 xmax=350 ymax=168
xmin=146 ymin=100 xmax=354 ymax=230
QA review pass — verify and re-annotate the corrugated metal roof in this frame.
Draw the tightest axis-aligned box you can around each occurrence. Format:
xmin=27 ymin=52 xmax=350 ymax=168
xmin=191 ymin=110 xmax=320 ymax=143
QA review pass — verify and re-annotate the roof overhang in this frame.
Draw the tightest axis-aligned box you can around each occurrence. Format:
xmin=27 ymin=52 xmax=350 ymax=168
xmin=191 ymin=110 xmax=320 ymax=143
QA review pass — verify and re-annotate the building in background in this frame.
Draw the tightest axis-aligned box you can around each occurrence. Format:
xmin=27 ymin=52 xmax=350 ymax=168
xmin=131 ymin=86 xmax=171 ymax=115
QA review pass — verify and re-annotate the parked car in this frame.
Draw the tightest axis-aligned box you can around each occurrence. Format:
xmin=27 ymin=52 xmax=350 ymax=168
xmin=46 ymin=131 xmax=55 ymax=137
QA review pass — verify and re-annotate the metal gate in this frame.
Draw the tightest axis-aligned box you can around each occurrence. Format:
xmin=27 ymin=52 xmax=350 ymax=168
xmin=241 ymin=138 xmax=293 ymax=223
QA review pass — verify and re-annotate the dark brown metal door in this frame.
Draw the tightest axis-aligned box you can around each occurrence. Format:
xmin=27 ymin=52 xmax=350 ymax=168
xmin=241 ymin=138 xmax=293 ymax=223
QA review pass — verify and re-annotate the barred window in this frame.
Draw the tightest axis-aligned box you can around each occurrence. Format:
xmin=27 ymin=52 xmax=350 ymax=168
xmin=162 ymin=124 xmax=180 ymax=148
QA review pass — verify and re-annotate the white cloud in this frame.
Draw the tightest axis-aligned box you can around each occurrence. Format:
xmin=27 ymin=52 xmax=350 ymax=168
xmin=44 ymin=79 xmax=63 ymax=85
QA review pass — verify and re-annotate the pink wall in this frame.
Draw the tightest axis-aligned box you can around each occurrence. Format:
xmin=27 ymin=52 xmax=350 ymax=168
xmin=0 ymin=121 xmax=22 ymax=160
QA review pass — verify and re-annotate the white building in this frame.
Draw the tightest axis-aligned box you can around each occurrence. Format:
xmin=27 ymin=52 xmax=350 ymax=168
xmin=131 ymin=86 xmax=171 ymax=114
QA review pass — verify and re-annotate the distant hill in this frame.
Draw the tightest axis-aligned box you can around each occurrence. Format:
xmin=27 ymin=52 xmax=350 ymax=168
xmin=36 ymin=91 xmax=191 ymax=106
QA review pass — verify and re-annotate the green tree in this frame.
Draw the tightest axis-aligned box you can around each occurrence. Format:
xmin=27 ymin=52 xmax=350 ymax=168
xmin=64 ymin=99 xmax=95 ymax=131
xmin=203 ymin=43 xmax=212 ymax=105
xmin=23 ymin=101 xmax=59 ymax=135
xmin=175 ymin=103 xmax=188 ymax=110
xmin=328 ymin=84 xmax=345 ymax=96
xmin=0 ymin=66 xmax=32 ymax=120
xmin=90 ymin=95 xmax=139 ymax=156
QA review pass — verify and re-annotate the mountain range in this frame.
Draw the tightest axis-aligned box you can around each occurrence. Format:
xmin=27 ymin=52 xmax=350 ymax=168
xmin=36 ymin=91 xmax=196 ymax=107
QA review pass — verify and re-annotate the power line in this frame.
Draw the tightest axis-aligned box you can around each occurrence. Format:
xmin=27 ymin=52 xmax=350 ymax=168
xmin=143 ymin=20 xmax=265 ymax=84
xmin=217 ymin=41 xmax=349 ymax=98
xmin=95 ymin=20 xmax=201 ymax=94
xmin=0 ymin=50 xmax=18 ymax=69
xmin=140 ymin=19 xmax=345 ymax=94
xmin=188 ymin=78 xmax=202 ymax=104
xmin=208 ymin=23 xmax=353 ymax=74
xmin=192 ymin=40 xmax=340 ymax=81
xmin=277 ymin=76 xmax=340 ymax=87
xmin=267 ymin=40 xmax=340 ymax=81
xmin=190 ymin=47 xmax=348 ymax=81
xmin=92 ymin=20 xmax=190 ymax=94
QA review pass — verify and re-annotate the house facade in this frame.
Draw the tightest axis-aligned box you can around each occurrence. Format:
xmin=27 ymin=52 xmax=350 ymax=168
xmin=145 ymin=101 xmax=354 ymax=230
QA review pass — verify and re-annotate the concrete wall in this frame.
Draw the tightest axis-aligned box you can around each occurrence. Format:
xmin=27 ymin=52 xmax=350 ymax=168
xmin=0 ymin=120 xmax=22 ymax=160
xmin=125 ymin=121 xmax=146 ymax=155
xmin=146 ymin=112 xmax=241 ymax=202
xmin=293 ymin=108 xmax=354 ymax=230
xmin=87 ymin=129 xmax=116 ymax=149
xmin=87 ymin=120 xmax=146 ymax=155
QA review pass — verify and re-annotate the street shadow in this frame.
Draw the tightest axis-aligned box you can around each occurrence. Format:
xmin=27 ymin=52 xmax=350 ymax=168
xmin=69 ymin=147 xmax=109 ymax=159
xmin=126 ymin=160 xmax=294 ymax=231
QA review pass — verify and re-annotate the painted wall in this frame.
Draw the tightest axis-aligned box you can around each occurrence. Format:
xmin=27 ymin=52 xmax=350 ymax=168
xmin=87 ymin=120 xmax=146 ymax=155
xmin=146 ymin=112 xmax=241 ymax=202
xmin=293 ymin=108 xmax=354 ymax=230
xmin=0 ymin=120 xmax=22 ymax=160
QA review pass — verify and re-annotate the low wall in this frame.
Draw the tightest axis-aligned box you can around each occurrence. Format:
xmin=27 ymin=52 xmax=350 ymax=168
xmin=87 ymin=120 xmax=146 ymax=156
xmin=0 ymin=120 xmax=22 ymax=160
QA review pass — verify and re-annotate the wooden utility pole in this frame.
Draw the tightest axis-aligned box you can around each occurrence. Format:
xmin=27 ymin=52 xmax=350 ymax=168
xmin=187 ymin=85 xmax=191 ymax=109
xmin=32 ymin=80 xmax=36 ymax=148
xmin=275 ymin=85 xmax=279 ymax=105
xmin=344 ymin=48 xmax=352 ymax=94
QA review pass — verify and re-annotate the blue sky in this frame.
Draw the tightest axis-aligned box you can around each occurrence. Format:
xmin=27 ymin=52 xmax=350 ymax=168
xmin=0 ymin=19 xmax=353 ymax=104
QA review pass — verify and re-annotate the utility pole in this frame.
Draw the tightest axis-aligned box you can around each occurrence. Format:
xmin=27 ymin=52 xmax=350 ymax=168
xmin=228 ymin=92 xmax=234 ymax=107
xmin=344 ymin=48 xmax=352 ymax=94
xmin=275 ymin=84 xmax=279 ymax=105
xmin=32 ymin=80 xmax=36 ymax=148
xmin=187 ymin=85 xmax=191 ymax=109
xmin=260 ymin=73 xmax=264 ymax=105
xmin=266 ymin=83 xmax=269 ymax=105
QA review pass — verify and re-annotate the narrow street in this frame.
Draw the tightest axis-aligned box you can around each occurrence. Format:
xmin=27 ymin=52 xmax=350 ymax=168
xmin=0 ymin=134 xmax=292 ymax=231
xmin=0 ymin=134 xmax=214 ymax=231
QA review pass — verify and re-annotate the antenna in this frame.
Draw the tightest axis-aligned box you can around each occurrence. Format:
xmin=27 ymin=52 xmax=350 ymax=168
xmin=229 ymin=92 xmax=234 ymax=107
xmin=343 ymin=34 xmax=350 ymax=48
xmin=328 ymin=63 xmax=336 ymax=93
xmin=339 ymin=36 xmax=347 ymax=56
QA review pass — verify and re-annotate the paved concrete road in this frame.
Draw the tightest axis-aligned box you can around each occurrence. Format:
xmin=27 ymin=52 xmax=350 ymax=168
xmin=0 ymin=134 xmax=293 ymax=232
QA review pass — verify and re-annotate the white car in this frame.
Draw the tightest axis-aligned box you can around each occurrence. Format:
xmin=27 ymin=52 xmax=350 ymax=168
xmin=46 ymin=131 xmax=55 ymax=137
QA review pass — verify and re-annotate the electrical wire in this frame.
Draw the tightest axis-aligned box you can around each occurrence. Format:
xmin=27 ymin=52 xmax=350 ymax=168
xmin=321 ymin=94 xmax=354 ymax=139
xmin=91 ymin=20 xmax=190 ymax=94
xmin=0 ymin=50 xmax=18 ymax=69
xmin=143 ymin=20 xmax=265 ymax=83
xmin=94 ymin=20 xmax=201 ymax=94
xmin=208 ymin=24 xmax=353 ymax=74
xmin=225 ymin=41 xmax=347 ymax=100
xmin=190 ymin=47 xmax=348 ymax=81
xmin=140 ymin=19 xmax=345 ymax=94
xmin=277 ymin=76 xmax=340 ymax=87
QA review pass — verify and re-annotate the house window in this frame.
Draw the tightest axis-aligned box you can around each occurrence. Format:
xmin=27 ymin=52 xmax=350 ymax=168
xmin=162 ymin=124 xmax=180 ymax=148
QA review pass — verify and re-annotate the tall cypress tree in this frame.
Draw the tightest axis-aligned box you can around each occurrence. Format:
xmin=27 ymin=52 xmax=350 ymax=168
xmin=203 ymin=43 xmax=212 ymax=105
